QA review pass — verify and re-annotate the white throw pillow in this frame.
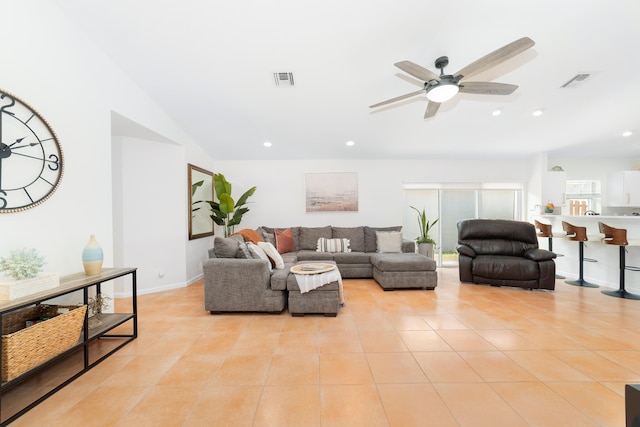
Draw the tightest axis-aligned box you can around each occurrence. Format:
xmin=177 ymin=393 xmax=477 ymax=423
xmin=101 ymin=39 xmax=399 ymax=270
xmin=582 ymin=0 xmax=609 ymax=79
xmin=316 ymin=237 xmax=351 ymax=253
xmin=246 ymin=242 xmax=272 ymax=271
xmin=258 ymin=241 xmax=285 ymax=270
xmin=376 ymin=231 xmax=402 ymax=253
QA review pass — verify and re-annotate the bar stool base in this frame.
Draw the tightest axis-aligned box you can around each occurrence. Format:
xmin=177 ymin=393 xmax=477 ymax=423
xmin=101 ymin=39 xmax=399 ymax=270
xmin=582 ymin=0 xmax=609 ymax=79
xmin=565 ymin=279 xmax=599 ymax=288
xmin=601 ymin=289 xmax=640 ymax=299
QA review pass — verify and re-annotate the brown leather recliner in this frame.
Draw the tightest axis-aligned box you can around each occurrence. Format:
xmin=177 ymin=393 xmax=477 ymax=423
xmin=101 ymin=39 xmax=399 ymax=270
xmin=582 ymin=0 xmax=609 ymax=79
xmin=456 ymin=219 xmax=557 ymax=290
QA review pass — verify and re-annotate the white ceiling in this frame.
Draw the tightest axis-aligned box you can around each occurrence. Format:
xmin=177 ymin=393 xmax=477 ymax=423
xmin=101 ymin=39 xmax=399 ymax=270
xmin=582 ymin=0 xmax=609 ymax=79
xmin=54 ymin=0 xmax=640 ymax=161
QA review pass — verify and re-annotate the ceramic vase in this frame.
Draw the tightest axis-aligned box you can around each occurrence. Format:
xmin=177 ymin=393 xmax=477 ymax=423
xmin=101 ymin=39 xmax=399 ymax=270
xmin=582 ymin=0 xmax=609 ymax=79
xmin=82 ymin=235 xmax=103 ymax=275
xmin=417 ymin=242 xmax=434 ymax=259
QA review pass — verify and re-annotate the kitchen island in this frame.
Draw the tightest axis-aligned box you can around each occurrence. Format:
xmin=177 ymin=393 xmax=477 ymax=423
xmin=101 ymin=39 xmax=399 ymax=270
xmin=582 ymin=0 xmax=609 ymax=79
xmin=533 ymin=215 xmax=640 ymax=293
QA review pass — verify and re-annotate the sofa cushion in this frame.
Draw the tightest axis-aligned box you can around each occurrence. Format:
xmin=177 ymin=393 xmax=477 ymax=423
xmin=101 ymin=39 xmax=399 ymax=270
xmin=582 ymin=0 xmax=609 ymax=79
xmin=364 ymin=226 xmax=402 ymax=252
xmin=317 ymin=237 xmax=351 ymax=253
xmin=275 ymin=228 xmax=296 ymax=254
xmin=231 ymin=228 xmax=264 ymax=244
xmin=332 ymin=226 xmax=365 ymax=252
xmin=296 ymin=250 xmax=334 ymax=261
xmin=298 ymin=226 xmax=332 ymax=250
xmin=332 ymin=252 xmax=371 ymax=264
xmin=258 ymin=242 xmax=285 ymax=270
xmin=472 ymin=255 xmax=540 ymax=280
xmin=371 ymin=253 xmax=436 ymax=271
xmin=376 ymin=231 xmax=402 ymax=253
xmin=214 ymin=236 xmax=239 ymax=258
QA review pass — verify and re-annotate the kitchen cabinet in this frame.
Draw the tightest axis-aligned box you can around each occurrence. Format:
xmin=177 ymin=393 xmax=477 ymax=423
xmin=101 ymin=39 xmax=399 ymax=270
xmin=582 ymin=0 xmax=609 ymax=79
xmin=606 ymin=171 xmax=640 ymax=206
xmin=542 ymin=171 xmax=566 ymax=207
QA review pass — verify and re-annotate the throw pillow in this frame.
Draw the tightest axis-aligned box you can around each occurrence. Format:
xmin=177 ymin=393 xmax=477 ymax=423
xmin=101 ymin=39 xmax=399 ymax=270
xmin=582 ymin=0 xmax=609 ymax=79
xmin=236 ymin=241 xmax=252 ymax=259
xmin=376 ymin=231 xmax=402 ymax=253
xmin=316 ymin=237 xmax=351 ymax=253
xmin=246 ymin=242 xmax=272 ymax=271
xmin=231 ymin=229 xmax=264 ymax=244
xmin=258 ymin=241 xmax=285 ymax=270
xmin=257 ymin=226 xmax=275 ymax=246
xmin=364 ymin=226 xmax=402 ymax=252
xmin=213 ymin=236 xmax=239 ymax=258
xmin=275 ymin=228 xmax=295 ymax=254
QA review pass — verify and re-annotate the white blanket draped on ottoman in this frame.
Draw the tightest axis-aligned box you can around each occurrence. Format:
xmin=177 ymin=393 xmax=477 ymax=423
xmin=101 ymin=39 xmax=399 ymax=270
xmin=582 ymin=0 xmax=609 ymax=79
xmin=294 ymin=269 xmax=345 ymax=305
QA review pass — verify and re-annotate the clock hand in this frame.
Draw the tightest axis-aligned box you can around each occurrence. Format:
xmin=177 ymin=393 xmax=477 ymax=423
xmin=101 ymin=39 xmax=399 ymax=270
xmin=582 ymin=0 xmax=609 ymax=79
xmin=10 ymin=142 xmax=40 ymax=150
xmin=7 ymin=137 xmax=26 ymax=148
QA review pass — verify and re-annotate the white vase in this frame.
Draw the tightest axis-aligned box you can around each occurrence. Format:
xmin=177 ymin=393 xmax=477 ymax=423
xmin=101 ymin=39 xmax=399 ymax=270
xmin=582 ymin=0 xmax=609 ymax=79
xmin=417 ymin=242 xmax=434 ymax=259
xmin=82 ymin=235 xmax=103 ymax=275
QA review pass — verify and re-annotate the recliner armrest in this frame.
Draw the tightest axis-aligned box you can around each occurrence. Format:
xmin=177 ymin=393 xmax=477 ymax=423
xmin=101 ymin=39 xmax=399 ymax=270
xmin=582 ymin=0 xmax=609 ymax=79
xmin=456 ymin=244 xmax=476 ymax=258
xmin=524 ymin=248 xmax=557 ymax=261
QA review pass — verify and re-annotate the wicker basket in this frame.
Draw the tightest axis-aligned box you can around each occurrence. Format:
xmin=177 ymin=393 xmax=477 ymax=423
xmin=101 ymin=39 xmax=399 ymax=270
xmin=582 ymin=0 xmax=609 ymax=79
xmin=2 ymin=304 xmax=87 ymax=382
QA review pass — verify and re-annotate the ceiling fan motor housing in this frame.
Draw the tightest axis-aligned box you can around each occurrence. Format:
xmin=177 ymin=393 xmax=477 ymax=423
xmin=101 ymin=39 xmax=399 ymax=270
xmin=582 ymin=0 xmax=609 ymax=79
xmin=434 ymin=56 xmax=449 ymax=72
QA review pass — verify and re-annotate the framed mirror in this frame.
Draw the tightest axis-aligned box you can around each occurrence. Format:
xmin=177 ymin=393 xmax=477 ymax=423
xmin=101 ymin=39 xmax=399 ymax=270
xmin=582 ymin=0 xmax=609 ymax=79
xmin=188 ymin=164 xmax=214 ymax=240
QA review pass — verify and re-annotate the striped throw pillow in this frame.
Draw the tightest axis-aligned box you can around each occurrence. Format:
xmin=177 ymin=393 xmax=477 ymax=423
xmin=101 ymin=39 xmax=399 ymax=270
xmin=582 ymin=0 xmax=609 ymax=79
xmin=316 ymin=237 xmax=351 ymax=253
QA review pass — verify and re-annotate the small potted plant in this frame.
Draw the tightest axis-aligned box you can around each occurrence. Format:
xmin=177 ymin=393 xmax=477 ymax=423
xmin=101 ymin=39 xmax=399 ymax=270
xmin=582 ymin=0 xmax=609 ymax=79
xmin=0 ymin=248 xmax=59 ymax=300
xmin=87 ymin=293 xmax=112 ymax=329
xmin=410 ymin=206 xmax=438 ymax=259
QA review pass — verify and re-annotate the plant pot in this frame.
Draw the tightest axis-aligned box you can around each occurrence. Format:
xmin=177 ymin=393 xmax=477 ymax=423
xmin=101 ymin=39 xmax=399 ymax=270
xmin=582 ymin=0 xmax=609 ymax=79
xmin=417 ymin=243 xmax=434 ymax=259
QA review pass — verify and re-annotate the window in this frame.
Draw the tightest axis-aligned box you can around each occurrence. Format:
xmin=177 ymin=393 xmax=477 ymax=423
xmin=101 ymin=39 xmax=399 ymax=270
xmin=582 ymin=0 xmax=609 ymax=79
xmin=565 ymin=180 xmax=601 ymax=215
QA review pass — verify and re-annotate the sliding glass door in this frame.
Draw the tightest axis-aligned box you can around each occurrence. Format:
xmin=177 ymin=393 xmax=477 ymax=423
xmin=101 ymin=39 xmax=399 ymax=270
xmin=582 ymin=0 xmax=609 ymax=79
xmin=404 ymin=183 xmax=523 ymax=266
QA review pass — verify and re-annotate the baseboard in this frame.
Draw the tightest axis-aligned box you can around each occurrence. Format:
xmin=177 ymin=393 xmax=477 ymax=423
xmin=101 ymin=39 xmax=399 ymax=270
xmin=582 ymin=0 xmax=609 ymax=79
xmin=113 ymin=273 xmax=203 ymax=298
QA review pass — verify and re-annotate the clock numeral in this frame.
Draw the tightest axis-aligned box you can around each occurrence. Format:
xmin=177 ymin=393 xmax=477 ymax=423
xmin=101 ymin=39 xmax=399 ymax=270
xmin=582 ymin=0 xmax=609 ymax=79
xmin=0 ymin=94 xmax=15 ymax=113
xmin=0 ymin=190 xmax=7 ymax=209
xmin=48 ymin=154 xmax=60 ymax=171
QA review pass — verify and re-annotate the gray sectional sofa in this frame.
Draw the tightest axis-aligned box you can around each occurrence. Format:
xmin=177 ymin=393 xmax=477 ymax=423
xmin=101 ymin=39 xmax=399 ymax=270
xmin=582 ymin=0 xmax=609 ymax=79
xmin=203 ymin=225 xmax=437 ymax=316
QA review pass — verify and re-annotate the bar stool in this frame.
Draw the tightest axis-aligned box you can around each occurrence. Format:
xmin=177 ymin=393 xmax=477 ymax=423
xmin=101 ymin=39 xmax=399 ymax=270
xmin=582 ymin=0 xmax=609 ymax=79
xmin=534 ymin=220 xmax=565 ymax=279
xmin=598 ymin=222 xmax=640 ymax=299
xmin=562 ymin=221 xmax=599 ymax=288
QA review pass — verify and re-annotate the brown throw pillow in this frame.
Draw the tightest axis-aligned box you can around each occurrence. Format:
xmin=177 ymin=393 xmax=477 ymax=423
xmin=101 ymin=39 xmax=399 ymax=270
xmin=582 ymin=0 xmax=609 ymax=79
xmin=275 ymin=228 xmax=295 ymax=254
xmin=230 ymin=229 xmax=264 ymax=244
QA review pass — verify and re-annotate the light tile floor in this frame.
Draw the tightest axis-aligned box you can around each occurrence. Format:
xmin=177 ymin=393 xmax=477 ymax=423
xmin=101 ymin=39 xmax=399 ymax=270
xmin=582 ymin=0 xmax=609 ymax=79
xmin=8 ymin=267 xmax=640 ymax=426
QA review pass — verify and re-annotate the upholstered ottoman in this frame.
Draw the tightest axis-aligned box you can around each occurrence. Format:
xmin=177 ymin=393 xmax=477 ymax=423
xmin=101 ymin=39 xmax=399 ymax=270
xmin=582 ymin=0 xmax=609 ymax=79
xmin=287 ymin=261 xmax=342 ymax=317
xmin=370 ymin=253 xmax=437 ymax=290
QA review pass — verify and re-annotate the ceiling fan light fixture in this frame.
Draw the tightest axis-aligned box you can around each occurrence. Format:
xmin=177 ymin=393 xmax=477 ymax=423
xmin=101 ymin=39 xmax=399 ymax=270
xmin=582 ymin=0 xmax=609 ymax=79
xmin=426 ymin=82 xmax=459 ymax=103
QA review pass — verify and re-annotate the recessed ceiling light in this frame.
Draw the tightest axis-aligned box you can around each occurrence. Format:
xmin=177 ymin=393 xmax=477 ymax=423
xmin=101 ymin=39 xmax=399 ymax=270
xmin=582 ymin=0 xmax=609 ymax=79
xmin=346 ymin=140 xmax=355 ymax=147
xmin=532 ymin=109 xmax=544 ymax=117
xmin=492 ymin=109 xmax=502 ymax=116
xmin=623 ymin=131 xmax=633 ymax=137
xmin=263 ymin=141 xmax=272 ymax=147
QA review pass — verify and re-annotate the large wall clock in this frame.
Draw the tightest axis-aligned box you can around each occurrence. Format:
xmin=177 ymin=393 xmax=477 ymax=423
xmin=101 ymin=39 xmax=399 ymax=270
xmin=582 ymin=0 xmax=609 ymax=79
xmin=0 ymin=89 xmax=63 ymax=213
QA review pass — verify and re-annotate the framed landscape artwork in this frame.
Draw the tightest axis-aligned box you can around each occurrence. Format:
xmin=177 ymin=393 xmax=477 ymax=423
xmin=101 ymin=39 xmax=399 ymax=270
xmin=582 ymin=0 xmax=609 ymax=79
xmin=305 ymin=172 xmax=358 ymax=212
xmin=188 ymin=164 xmax=214 ymax=239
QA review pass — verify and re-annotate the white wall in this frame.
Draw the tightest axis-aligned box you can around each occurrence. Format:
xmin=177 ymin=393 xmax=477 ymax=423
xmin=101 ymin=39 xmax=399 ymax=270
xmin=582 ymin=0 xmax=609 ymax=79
xmin=0 ymin=2 xmax=214 ymax=292
xmin=213 ymin=158 xmax=532 ymax=234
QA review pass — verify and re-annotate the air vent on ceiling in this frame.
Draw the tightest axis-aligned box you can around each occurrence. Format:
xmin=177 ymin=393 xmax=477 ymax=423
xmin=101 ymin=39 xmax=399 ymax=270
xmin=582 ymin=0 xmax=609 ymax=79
xmin=274 ymin=72 xmax=295 ymax=87
xmin=561 ymin=73 xmax=591 ymax=88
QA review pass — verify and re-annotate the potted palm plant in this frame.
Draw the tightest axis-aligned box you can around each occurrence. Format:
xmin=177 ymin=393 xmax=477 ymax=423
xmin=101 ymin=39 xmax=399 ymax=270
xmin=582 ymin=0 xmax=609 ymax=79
xmin=410 ymin=206 xmax=438 ymax=259
xmin=207 ymin=173 xmax=257 ymax=237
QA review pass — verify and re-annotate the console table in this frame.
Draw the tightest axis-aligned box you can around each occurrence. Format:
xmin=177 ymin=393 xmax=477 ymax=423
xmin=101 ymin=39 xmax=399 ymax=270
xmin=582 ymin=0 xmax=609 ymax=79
xmin=0 ymin=267 xmax=137 ymax=425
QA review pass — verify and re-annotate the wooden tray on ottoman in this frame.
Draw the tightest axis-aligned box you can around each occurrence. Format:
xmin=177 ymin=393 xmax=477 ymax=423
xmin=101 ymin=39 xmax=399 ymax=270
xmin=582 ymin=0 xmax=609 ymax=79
xmin=2 ymin=304 xmax=87 ymax=382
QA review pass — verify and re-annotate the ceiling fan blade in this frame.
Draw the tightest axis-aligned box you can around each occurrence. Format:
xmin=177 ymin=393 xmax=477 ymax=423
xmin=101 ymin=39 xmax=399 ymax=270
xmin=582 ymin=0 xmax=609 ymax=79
xmin=424 ymin=101 xmax=440 ymax=119
xmin=369 ymin=89 xmax=424 ymax=108
xmin=394 ymin=61 xmax=440 ymax=82
xmin=454 ymin=37 xmax=535 ymax=81
xmin=459 ymin=82 xmax=518 ymax=95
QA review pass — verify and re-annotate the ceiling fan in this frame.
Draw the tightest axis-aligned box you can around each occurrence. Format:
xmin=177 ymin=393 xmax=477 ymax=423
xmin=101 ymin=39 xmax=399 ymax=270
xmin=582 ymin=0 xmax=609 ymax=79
xmin=370 ymin=37 xmax=535 ymax=119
